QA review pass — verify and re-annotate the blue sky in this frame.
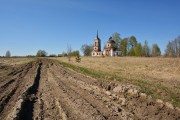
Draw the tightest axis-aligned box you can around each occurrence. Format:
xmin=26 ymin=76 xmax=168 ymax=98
xmin=0 ymin=0 xmax=180 ymax=56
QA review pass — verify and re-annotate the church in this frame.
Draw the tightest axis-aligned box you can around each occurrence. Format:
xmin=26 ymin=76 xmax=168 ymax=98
xmin=91 ymin=32 xmax=122 ymax=57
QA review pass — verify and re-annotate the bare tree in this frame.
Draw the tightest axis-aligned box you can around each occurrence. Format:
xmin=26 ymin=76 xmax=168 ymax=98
xmin=175 ymin=36 xmax=180 ymax=57
xmin=178 ymin=37 xmax=180 ymax=57
xmin=165 ymin=35 xmax=180 ymax=57
xmin=81 ymin=44 xmax=93 ymax=56
xmin=67 ymin=44 xmax=72 ymax=61
xmin=142 ymin=40 xmax=150 ymax=57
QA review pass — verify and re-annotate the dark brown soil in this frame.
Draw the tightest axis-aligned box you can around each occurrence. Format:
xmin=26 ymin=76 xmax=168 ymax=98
xmin=0 ymin=59 xmax=179 ymax=120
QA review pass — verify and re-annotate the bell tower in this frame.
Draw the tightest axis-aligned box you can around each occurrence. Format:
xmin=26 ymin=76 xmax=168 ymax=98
xmin=93 ymin=31 xmax=101 ymax=52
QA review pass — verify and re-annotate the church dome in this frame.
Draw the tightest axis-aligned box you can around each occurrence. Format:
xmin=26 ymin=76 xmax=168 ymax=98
xmin=107 ymin=37 xmax=115 ymax=43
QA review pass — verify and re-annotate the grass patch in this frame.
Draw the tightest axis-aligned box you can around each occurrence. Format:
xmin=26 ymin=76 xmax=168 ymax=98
xmin=56 ymin=60 xmax=180 ymax=107
xmin=58 ymin=60 xmax=124 ymax=82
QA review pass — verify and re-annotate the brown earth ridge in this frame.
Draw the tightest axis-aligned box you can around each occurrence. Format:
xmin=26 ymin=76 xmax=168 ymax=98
xmin=0 ymin=59 xmax=179 ymax=120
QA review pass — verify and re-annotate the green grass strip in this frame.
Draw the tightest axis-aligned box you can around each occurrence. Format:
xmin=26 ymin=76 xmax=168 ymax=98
xmin=56 ymin=60 xmax=180 ymax=107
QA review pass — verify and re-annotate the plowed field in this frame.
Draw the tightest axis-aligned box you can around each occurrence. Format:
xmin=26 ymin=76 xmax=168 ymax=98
xmin=0 ymin=58 xmax=179 ymax=120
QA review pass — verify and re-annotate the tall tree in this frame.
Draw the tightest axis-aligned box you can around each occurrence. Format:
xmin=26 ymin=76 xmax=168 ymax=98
xmin=127 ymin=36 xmax=137 ymax=56
xmin=152 ymin=44 xmax=161 ymax=57
xmin=129 ymin=36 xmax=137 ymax=48
xmin=81 ymin=44 xmax=93 ymax=56
xmin=5 ymin=50 xmax=11 ymax=57
xmin=134 ymin=43 xmax=142 ymax=56
xmin=112 ymin=32 xmax=121 ymax=49
xmin=121 ymin=38 xmax=128 ymax=56
xmin=142 ymin=40 xmax=150 ymax=57
xmin=165 ymin=41 xmax=173 ymax=57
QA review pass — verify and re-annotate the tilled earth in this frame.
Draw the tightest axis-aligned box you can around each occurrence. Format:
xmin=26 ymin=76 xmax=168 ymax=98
xmin=0 ymin=59 xmax=179 ymax=120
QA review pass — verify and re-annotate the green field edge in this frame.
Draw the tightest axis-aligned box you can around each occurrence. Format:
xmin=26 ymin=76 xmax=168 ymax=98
xmin=53 ymin=59 xmax=180 ymax=108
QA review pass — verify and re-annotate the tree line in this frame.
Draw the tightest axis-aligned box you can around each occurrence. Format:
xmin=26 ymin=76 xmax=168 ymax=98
xmin=36 ymin=48 xmax=80 ymax=58
xmin=1 ymin=34 xmax=179 ymax=58
xmin=119 ymin=34 xmax=161 ymax=57
xmin=165 ymin=35 xmax=180 ymax=57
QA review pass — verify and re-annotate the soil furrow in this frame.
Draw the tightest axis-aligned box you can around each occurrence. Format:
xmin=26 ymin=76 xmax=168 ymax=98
xmin=50 ymin=64 xmax=135 ymax=120
xmin=0 ymin=79 xmax=15 ymax=94
xmin=48 ymin=68 xmax=110 ymax=120
xmin=0 ymin=62 xmax=35 ymax=112
xmin=0 ymin=63 xmax=33 ymax=89
xmin=0 ymin=59 xmax=179 ymax=120
xmin=0 ymin=62 xmax=39 ymax=120
xmin=0 ymin=87 xmax=17 ymax=113
xmin=18 ymin=62 xmax=42 ymax=120
xmin=35 ymin=63 xmax=63 ymax=120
